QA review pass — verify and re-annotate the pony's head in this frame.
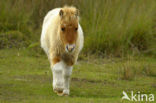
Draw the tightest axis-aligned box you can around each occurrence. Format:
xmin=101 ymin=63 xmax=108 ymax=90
xmin=59 ymin=6 xmax=79 ymax=53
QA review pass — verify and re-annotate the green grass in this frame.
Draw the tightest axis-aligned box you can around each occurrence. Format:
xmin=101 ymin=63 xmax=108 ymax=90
xmin=0 ymin=49 xmax=155 ymax=103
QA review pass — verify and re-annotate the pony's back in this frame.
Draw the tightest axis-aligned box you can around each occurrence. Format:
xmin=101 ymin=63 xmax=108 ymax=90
xmin=40 ymin=8 xmax=60 ymax=55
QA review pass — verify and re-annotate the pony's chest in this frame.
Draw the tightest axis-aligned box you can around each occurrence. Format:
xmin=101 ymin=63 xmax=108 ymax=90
xmin=61 ymin=52 xmax=74 ymax=62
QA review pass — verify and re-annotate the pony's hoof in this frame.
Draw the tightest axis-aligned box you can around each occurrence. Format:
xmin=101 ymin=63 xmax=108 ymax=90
xmin=57 ymin=92 xmax=69 ymax=96
xmin=62 ymin=89 xmax=69 ymax=96
xmin=53 ymin=87 xmax=63 ymax=94
xmin=56 ymin=89 xmax=69 ymax=96
xmin=57 ymin=92 xmax=63 ymax=96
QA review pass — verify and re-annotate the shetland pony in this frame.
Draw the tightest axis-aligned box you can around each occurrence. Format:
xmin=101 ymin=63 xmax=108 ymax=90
xmin=41 ymin=6 xmax=84 ymax=96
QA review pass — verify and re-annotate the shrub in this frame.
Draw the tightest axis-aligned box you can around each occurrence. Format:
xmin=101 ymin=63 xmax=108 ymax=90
xmin=0 ymin=31 xmax=30 ymax=49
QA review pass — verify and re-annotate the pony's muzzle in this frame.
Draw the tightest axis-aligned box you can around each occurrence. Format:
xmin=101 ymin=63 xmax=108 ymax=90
xmin=66 ymin=44 xmax=75 ymax=52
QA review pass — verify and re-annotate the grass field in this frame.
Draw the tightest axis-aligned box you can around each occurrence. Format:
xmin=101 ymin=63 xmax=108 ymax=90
xmin=0 ymin=49 xmax=155 ymax=103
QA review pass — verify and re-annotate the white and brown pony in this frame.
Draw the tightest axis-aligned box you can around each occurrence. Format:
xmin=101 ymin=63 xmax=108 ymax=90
xmin=40 ymin=6 xmax=84 ymax=96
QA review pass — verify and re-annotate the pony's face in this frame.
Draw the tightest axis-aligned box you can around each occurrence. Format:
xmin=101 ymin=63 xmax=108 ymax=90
xmin=59 ymin=7 xmax=79 ymax=53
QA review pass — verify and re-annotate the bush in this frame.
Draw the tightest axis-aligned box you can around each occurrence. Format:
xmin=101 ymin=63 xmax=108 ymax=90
xmin=0 ymin=31 xmax=30 ymax=49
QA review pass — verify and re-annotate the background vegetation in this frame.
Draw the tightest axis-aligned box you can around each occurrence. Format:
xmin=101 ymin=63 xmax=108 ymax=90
xmin=0 ymin=0 xmax=156 ymax=57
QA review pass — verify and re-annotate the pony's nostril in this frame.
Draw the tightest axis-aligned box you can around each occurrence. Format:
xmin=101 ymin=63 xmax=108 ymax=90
xmin=71 ymin=47 xmax=75 ymax=51
xmin=66 ymin=44 xmax=75 ymax=52
xmin=66 ymin=45 xmax=68 ymax=51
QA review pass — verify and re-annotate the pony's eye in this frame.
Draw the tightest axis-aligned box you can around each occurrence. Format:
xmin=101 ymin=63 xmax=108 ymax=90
xmin=75 ymin=27 xmax=78 ymax=31
xmin=61 ymin=27 xmax=65 ymax=31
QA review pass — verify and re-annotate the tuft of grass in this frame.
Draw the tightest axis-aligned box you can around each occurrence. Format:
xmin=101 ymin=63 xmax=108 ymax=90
xmin=118 ymin=56 xmax=156 ymax=80
xmin=141 ymin=64 xmax=156 ymax=77
xmin=28 ymin=42 xmax=44 ymax=56
xmin=121 ymin=64 xmax=136 ymax=80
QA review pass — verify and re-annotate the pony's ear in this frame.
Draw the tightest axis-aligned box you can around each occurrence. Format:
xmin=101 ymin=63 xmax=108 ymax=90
xmin=75 ymin=9 xmax=79 ymax=17
xmin=59 ymin=9 xmax=64 ymax=17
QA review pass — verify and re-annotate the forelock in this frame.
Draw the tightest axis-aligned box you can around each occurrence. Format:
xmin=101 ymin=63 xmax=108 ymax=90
xmin=61 ymin=6 xmax=78 ymax=22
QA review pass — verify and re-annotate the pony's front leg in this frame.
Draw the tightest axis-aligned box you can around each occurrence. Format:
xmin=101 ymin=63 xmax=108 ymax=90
xmin=51 ymin=59 xmax=64 ymax=95
xmin=62 ymin=66 xmax=73 ymax=96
